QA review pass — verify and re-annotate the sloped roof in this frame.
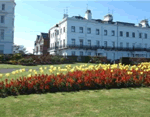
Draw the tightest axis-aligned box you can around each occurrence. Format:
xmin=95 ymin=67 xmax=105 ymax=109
xmin=41 ymin=33 xmax=48 ymax=39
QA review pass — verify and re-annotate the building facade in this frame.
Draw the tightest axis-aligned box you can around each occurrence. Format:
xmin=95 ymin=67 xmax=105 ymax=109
xmin=48 ymin=9 xmax=150 ymax=61
xmin=0 ymin=0 xmax=16 ymax=54
xmin=34 ymin=33 xmax=49 ymax=55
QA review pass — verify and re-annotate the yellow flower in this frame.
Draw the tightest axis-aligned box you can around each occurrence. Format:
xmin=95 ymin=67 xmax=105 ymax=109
xmin=111 ymin=70 xmax=113 ymax=72
xmin=39 ymin=67 xmax=43 ymax=70
xmin=49 ymin=69 xmax=53 ymax=73
xmin=19 ymin=69 xmax=23 ymax=73
xmin=44 ymin=67 xmax=47 ymax=70
xmin=29 ymin=69 xmax=33 ymax=72
xmin=33 ymin=70 xmax=36 ymax=72
xmin=0 ymin=74 xmax=3 ymax=78
xmin=28 ymin=74 xmax=31 ymax=77
xmin=140 ymin=72 xmax=143 ymax=75
xmin=15 ymin=70 xmax=19 ymax=74
xmin=57 ymin=72 xmax=60 ymax=75
xmin=34 ymin=72 xmax=37 ymax=75
xmin=5 ymin=73 xmax=10 ymax=77
xmin=40 ymin=70 xmax=44 ymax=73
xmin=12 ymin=71 xmax=15 ymax=74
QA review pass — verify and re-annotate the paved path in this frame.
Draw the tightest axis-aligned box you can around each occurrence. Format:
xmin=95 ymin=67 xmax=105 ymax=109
xmin=0 ymin=68 xmax=40 ymax=74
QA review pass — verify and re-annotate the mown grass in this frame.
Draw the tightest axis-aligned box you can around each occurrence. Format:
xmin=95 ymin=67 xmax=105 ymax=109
xmin=0 ymin=88 xmax=150 ymax=117
xmin=0 ymin=63 xmax=94 ymax=82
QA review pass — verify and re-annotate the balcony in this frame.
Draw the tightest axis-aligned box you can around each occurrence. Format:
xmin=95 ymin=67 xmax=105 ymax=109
xmin=47 ymin=44 xmax=150 ymax=52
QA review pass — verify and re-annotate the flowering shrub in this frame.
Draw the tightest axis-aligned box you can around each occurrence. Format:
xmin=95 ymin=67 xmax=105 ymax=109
xmin=0 ymin=63 xmax=150 ymax=97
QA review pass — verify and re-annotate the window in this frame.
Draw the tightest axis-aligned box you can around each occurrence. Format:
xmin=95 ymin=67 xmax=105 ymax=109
xmin=139 ymin=33 xmax=142 ymax=38
xmin=126 ymin=32 xmax=129 ymax=37
xmin=88 ymin=40 xmax=91 ymax=46
xmin=71 ymin=26 xmax=75 ymax=32
xmin=2 ymin=4 xmax=5 ymax=10
xmin=72 ymin=51 xmax=75 ymax=56
xmin=104 ymin=30 xmax=107 ymax=36
xmin=126 ymin=43 xmax=129 ymax=48
xmin=145 ymin=33 xmax=147 ymax=39
xmin=112 ymin=30 xmax=115 ymax=36
xmin=0 ymin=45 xmax=4 ymax=54
xmin=96 ymin=29 xmax=99 ymax=35
xmin=80 ymin=39 xmax=83 ymax=46
xmin=87 ymin=28 xmax=91 ymax=34
xmin=63 ymin=39 xmax=65 ymax=47
xmin=0 ymin=29 xmax=4 ymax=40
xmin=96 ymin=40 xmax=100 ymax=47
xmin=57 ymin=42 xmax=59 ymax=47
xmin=88 ymin=52 xmax=91 ymax=56
xmin=72 ymin=39 xmax=75 ymax=46
xmin=132 ymin=43 xmax=135 ymax=49
xmin=79 ymin=27 xmax=83 ymax=33
xmin=1 ymin=16 xmax=4 ymax=23
xmin=57 ymin=30 xmax=59 ymax=35
xmin=60 ymin=28 xmax=62 ymax=34
xmin=128 ymin=53 xmax=130 ymax=57
xmin=132 ymin=32 xmax=135 ymax=38
xmin=145 ymin=44 xmax=147 ymax=48
xmin=112 ymin=42 xmax=115 ymax=48
xmin=120 ymin=42 xmax=123 ymax=48
xmin=104 ymin=41 xmax=107 ymax=47
xmin=80 ymin=51 xmax=83 ymax=56
xmin=60 ymin=40 xmax=62 ymax=47
xmin=120 ymin=31 xmax=123 ymax=36
xmin=63 ymin=27 xmax=65 ymax=33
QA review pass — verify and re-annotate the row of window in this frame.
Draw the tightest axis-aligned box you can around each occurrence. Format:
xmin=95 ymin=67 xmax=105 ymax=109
xmin=71 ymin=39 xmax=148 ymax=48
xmin=71 ymin=26 xmax=148 ymax=39
xmin=71 ymin=51 xmax=91 ymax=56
xmin=50 ymin=26 xmax=148 ymax=39
xmin=71 ymin=51 xmax=149 ymax=57
xmin=51 ymin=27 xmax=65 ymax=38
xmin=50 ymin=39 xmax=65 ymax=48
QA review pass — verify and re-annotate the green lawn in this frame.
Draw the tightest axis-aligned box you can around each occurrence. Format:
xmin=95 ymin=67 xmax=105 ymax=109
xmin=0 ymin=88 xmax=150 ymax=117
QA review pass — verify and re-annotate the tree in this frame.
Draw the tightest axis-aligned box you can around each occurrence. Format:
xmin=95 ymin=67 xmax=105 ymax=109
xmin=13 ymin=43 xmax=29 ymax=55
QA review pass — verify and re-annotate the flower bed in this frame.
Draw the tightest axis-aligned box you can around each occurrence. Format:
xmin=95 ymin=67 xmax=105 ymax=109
xmin=0 ymin=63 xmax=150 ymax=97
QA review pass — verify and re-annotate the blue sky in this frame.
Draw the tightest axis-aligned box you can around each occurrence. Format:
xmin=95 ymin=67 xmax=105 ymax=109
xmin=14 ymin=0 xmax=150 ymax=53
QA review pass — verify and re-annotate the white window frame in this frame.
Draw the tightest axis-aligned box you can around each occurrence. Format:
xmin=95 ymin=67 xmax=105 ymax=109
xmin=96 ymin=29 xmax=99 ymax=35
xmin=79 ymin=27 xmax=83 ymax=33
xmin=71 ymin=26 xmax=75 ymax=32
xmin=87 ymin=28 xmax=91 ymax=34
xmin=2 ymin=4 xmax=5 ymax=10
xmin=1 ymin=16 xmax=4 ymax=23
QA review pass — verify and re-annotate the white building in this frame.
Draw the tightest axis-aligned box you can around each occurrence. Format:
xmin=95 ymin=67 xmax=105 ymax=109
xmin=0 ymin=0 xmax=16 ymax=54
xmin=48 ymin=9 xmax=150 ymax=61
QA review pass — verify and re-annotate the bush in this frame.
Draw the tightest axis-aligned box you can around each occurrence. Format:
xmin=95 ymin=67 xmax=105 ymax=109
xmin=8 ymin=60 xmax=18 ymax=65
xmin=51 ymin=56 xmax=60 ymax=63
xmin=18 ymin=57 xmax=34 ymax=65
xmin=60 ymin=57 xmax=66 ymax=63
xmin=0 ymin=54 xmax=4 ymax=61
xmin=12 ymin=53 xmax=22 ymax=60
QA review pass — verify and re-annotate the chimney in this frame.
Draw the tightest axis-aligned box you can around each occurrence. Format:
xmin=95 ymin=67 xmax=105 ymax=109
xmin=85 ymin=10 xmax=92 ymax=20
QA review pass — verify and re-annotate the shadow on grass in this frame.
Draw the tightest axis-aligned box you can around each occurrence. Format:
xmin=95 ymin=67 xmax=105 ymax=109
xmin=0 ymin=85 xmax=147 ymax=98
